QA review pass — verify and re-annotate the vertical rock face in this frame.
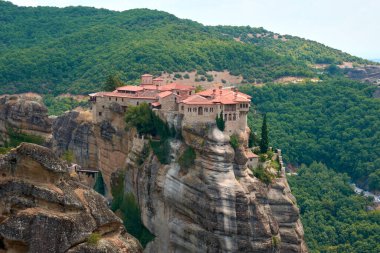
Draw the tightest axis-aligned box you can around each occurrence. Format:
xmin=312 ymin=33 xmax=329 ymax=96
xmin=52 ymin=109 xmax=133 ymax=194
xmin=52 ymin=111 xmax=307 ymax=252
xmin=0 ymin=95 xmax=52 ymax=145
xmin=123 ymin=125 xmax=307 ymax=253
xmin=0 ymin=143 xmax=142 ymax=253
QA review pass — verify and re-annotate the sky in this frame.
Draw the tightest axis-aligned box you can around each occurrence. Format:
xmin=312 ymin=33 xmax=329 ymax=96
xmin=9 ymin=0 xmax=380 ymax=60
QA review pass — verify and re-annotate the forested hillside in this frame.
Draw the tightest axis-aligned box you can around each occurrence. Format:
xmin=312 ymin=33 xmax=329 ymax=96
xmin=0 ymin=1 xmax=371 ymax=95
xmin=288 ymin=163 xmax=380 ymax=253
xmin=242 ymin=79 xmax=380 ymax=190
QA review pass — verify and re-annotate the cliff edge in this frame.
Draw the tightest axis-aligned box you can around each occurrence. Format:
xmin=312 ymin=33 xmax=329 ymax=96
xmin=0 ymin=143 xmax=142 ymax=253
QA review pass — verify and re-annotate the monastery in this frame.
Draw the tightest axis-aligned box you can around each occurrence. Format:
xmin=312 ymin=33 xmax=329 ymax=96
xmin=89 ymin=74 xmax=251 ymax=134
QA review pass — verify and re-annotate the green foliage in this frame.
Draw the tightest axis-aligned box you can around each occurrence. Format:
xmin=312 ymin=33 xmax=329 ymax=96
xmin=183 ymin=73 xmax=190 ymax=79
xmin=178 ymin=147 xmax=196 ymax=169
xmin=125 ymin=103 xmax=172 ymax=138
xmin=288 ymin=162 xmax=380 ymax=253
xmin=0 ymin=2 xmax=371 ymax=95
xmin=87 ymin=232 xmax=101 ymax=245
xmin=174 ymin=73 xmax=182 ymax=79
xmin=243 ymin=78 xmax=380 ymax=184
xmin=93 ymin=172 xmax=106 ymax=196
xmin=259 ymin=114 xmax=269 ymax=153
xmin=61 ymin=150 xmax=74 ymax=163
xmin=150 ymin=139 xmax=170 ymax=164
xmin=215 ymin=111 xmax=225 ymax=131
xmin=4 ymin=127 xmax=44 ymax=148
xmin=251 ymin=165 xmax=273 ymax=184
xmin=368 ymin=170 xmax=380 ymax=191
xmin=248 ymin=130 xmax=256 ymax=148
xmin=229 ymin=134 xmax=239 ymax=149
xmin=195 ymin=85 xmax=204 ymax=93
xmin=103 ymin=74 xmax=125 ymax=91
xmin=43 ymin=95 xmax=89 ymax=116
xmin=111 ymin=172 xmax=155 ymax=248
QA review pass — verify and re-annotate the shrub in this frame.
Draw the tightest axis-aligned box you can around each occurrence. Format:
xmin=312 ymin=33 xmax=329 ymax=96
xmin=267 ymin=150 xmax=274 ymax=160
xmin=174 ymin=73 xmax=182 ymax=78
xmin=183 ymin=73 xmax=190 ymax=79
xmin=150 ymin=139 xmax=170 ymax=164
xmin=252 ymin=166 xmax=273 ymax=184
xmin=221 ymin=79 xmax=226 ymax=84
xmin=259 ymin=154 xmax=267 ymax=162
xmin=230 ymin=134 xmax=239 ymax=149
xmin=178 ymin=147 xmax=196 ymax=169
xmin=93 ymin=172 xmax=106 ymax=196
xmin=61 ymin=150 xmax=74 ymax=163
xmin=87 ymin=233 xmax=101 ymax=245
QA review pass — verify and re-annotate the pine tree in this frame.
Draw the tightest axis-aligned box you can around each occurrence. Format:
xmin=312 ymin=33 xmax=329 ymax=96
xmin=215 ymin=111 xmax=225 ymax=131
xmin=260 ymin=114 xmax=269 ymax=153
xmin=103 ymin=74 xmax=124 ymax=91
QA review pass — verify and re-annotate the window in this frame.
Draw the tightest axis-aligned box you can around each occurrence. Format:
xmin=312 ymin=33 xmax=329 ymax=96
xmin=122 ymin=98 xmax=124 ymax=102
xmin=228 ymin=114 xmax=232 ymax=121
xmin=137 ymin=102 xmax=139 ymax=105
xmin=233 ymin=113 xmax=236 ymax=121
xmin=193 ymin=107 xmax=197 ymax=112
xmin=205 ymin=108 xmax=208 ymax=113
xmin=210 ymin=108 xmax=213 ymax=112
xmin=188 ymin=108 xmax=191 ymax=112
xmin=102 ymin=105 xmax=105 ymax=109
xmin=109 ymin=97 xmax=111 ymax=101
xmin=177 ymin=92 xmax=180 ymax=95
xmin=189 ymin=91 xmax=192 ymax=95
xmin=116 ymin=98 xmax=118 ymax=101
xmin=98 ymin=112 xmax=102 ymax=116
xmin=181 ymin=106 xmax=184 ymax=111
xmin=224 ymin=114 xmax=227 ymax=120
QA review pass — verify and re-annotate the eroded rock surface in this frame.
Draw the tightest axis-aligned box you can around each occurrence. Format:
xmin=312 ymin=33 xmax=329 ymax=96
xmin=0 ymin=94 xmax=52 ymax=146
xmin=0 ymin=143 xmax=142 ymax=253
xmin=123 ymin=125 xmax=307 ymax=253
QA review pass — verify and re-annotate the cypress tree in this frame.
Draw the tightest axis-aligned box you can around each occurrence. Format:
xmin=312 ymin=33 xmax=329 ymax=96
xmin=216 ymin=111 xmax=225 ymax=131
xmin=260 ymin=114 xmax=269 ymax=153
xmin=248 ymin=130 xmax=255 ymax=148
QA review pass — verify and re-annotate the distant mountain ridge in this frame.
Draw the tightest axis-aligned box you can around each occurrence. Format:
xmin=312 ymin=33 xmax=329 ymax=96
xmin=0 ymin=1 xmax=373 ymax=94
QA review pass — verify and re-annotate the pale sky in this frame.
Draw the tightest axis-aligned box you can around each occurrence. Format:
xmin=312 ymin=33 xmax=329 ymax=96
xmin=9 ymin=0 xmax=380 ymax=59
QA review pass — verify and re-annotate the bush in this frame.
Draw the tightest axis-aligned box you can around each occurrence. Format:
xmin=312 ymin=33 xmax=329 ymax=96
xmin=87 ymin=233 xmax=101 ymax=245
xmin=178 ymin=147 xmax=196 ymax=169
xmin=230 ymin=134 xmax=239 ymax=149
xmin=183 ymin=73 xmax=190 ymax=79
xmin=215 ymin=111 xmax=225 ymax=131
xmin=252 ymin=166 xmax=273 ymax=184
xmin=259 ymin=154 xmax=266 ymax=162
xmin=61 ymin=150 xmax=74 ymax=163
xmin=174 ymin=73 xmax=182 ymax=78
xmin=150 ymin=139 xmax=170 ymax=164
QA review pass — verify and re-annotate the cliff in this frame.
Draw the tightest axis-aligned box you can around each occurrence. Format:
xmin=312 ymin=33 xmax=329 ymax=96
xmin=52 ymin=111 xmax=307 ymax=252
xmin=0 ymin=94 xmax=52 ymax=146
xmin=0 ymin=143 xmax=142 ymax=253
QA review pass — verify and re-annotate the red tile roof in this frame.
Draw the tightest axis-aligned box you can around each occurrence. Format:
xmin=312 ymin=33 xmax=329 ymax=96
xmin=152 ymin=102 xmax=161 ymax=107
xmin=116 ymin=86 xmax=144 ymax=92
xmin=181 ymin=87 xmax=251 ymax=105
xmin=157 ymin=91 xmax=173 ymax=98
xmin=160 ymin=83 xmax=195 ymax=91
xmin=246 ymin=150 xmax=259 ymax=159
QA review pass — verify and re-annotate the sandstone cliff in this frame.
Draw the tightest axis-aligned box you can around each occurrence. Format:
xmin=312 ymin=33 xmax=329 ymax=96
xmin=52 ymin=110 xmax=308 ymax=252
xmin=0 ymin=143 xmax=142 ymax=253
xmin=0 ymin=94 xmax=52 ymax=146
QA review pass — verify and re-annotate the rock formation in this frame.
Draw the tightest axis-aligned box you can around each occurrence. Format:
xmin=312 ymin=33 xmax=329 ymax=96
xmin=0 ymin=94 xmax=52 ymax=146
xmin=52 ymin=109 xmax=307 ymax=252
xmin=0 ymin=143 xmax=142 ymax=253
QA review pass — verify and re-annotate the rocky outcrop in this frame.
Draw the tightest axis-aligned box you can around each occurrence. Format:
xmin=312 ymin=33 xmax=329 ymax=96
xmin=122 ymin=124 xmax=307 ymax=253
xmin=52 ymin=109 xmax=134 ymax=195
xmin=0 ymin=143 xmax=142 ymax=253
xmin=0 ymin=94 xmax=52 ymax=145
xmin=51 ymin=110 xmax=307 ymax=252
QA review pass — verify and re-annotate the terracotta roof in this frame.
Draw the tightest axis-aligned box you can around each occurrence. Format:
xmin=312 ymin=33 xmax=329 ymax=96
xmin=181 ymin=95 xmax=214 ymax=105
xmin=91 ymin=92 xmax=156 ymax=100
xmin=152 ymin=102 xmax=161 ymax=107
xmin=160 ymin=83 xmax=195 ymax=91
xmin=153 ymin=77 xmax=164 ymax=81
xmin=181 ymin=87 xmax=251 ymax=105
xmin=246 ymin=150 xmax=259 ymax=159
xmin=141 ymin=85 xmax=159 ymax=90
xmin=157 ymin=91 xmax=173 ymax=98
xmin=141 ymin=74 xmax=153 ymax=77
xmin=116 ymin=86 xmax=144 ymax=92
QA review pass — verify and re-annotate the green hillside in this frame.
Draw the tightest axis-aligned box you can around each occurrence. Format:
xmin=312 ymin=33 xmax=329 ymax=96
xmin=0 ymin=1 xmax=371 ymax=95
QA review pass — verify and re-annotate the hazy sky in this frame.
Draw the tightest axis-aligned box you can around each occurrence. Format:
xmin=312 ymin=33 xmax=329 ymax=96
xmin=9 ymin=0 xmax=380 ymax=59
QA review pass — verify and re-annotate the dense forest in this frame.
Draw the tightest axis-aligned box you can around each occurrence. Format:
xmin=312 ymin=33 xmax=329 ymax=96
xmin=242 ymin=78 xmax=380 ymax=191
xmin=0 ymin=1 xmax=372 ymax=95
xmin=288 ymin=163 xmax=380 ymax=253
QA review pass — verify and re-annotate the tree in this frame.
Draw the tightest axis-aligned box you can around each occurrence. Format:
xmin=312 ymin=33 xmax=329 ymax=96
xmin=103 ymin=74 xmax=124 ymax=91
xmin=93 ymin=172 xmax=106 ymax=196
xmin=260 ymin=114 xmax=269 ymax=153
xmin=248 ymin=130 xmax=256 ymax=148
xmin=216 ymin=111 xmax=225 ymax=131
